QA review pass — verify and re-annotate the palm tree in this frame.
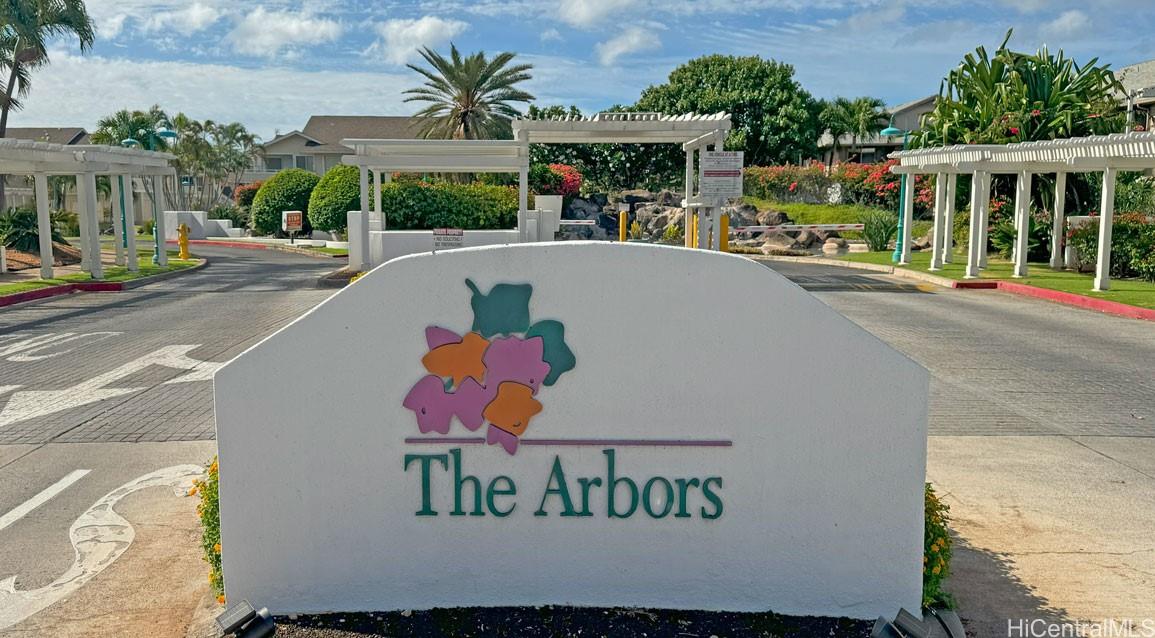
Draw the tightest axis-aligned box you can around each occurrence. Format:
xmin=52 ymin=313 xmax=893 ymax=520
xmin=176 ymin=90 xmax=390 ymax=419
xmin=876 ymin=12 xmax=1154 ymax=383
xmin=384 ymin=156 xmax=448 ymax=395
xmin=845 ymin=97 xmax=889 ymax=151
xmin=0 ymin=0 xmax=95 ymax=209
xmin=404 ymin=43 xmax=534 ymax=140
xmin=90 ymin=105 xmax=173 ymax=150
xmin=819 ymin=98 xmax=853 ymax=164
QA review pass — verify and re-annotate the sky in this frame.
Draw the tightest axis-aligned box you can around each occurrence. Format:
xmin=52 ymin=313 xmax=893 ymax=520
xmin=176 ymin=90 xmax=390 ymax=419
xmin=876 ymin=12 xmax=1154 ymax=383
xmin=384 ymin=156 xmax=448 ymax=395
xmin=15 ymin=0 xmax=1155 ymax=140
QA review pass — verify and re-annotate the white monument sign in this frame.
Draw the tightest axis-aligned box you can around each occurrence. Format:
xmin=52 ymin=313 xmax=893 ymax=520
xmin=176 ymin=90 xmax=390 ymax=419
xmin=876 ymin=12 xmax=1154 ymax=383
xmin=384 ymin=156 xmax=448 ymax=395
xmin=215 ymin=243 xmax=927 ymax=619
xmin=700 ymin=151 xmax=744 ymax=201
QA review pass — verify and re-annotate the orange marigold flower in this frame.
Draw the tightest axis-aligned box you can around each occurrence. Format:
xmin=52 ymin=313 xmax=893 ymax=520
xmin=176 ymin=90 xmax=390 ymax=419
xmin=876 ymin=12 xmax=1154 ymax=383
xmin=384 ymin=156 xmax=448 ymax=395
xmin=217 ymin=595 xmax=225 ymax=605
xmin=214 ymin=543 xmax=221 ymax=554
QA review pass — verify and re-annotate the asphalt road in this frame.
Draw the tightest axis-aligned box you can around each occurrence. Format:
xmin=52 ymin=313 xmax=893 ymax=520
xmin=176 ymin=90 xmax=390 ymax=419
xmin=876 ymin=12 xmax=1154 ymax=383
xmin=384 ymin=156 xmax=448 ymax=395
xmin=1 ymin=252 xmax=1151 ymax=636
xmin=0 ymin=246 xmax=337 ymax=633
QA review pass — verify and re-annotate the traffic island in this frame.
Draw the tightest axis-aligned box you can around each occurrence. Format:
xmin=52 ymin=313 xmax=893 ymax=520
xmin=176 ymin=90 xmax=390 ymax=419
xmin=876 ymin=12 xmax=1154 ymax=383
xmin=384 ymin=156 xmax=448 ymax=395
xmin=0 ymin=258 xmax=206 ymax=308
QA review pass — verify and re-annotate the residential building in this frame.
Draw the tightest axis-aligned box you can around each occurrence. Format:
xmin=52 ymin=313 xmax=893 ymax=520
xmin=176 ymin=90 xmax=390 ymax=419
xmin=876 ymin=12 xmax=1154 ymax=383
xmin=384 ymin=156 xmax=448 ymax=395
xmin=1118 ymin=59 xmax=1155 ymax=132
xmin=245 ymin=115 xmax=424 ymax=182
xmin=817 ymin=96 xmax=935 ymax=165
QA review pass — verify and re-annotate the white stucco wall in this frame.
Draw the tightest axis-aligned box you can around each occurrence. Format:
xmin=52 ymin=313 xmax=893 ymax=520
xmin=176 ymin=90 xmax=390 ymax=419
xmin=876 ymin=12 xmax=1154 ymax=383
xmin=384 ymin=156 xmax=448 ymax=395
xmin=214 ymin=242 xmax=928 ymax=619
xmin=368 ymin=229 xmax=520 ymax=266
xmin=164 ymin=211 xmax=207 ymax=240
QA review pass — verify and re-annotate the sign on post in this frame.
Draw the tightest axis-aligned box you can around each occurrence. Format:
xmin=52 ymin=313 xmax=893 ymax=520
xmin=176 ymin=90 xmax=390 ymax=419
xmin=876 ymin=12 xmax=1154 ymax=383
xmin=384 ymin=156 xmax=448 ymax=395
xmin=215 ymin=243 xmax=928 ymax=619
xmin=433 ymin=228 xmax=464 ymax=250
xmin=281 ymin=211 xmax=304 ymax=234
xmin=700 ymin=151 xmax=744 ymax=202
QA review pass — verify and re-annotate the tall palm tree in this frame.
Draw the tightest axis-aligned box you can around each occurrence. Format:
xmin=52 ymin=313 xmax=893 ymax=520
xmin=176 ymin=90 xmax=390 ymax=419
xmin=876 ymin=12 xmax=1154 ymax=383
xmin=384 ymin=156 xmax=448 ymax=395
xmin=404 ymin=43 xmax=534 ymax=140
xmin=819 ymin=98 xmax=853 ymax=164
xmin=90 ymin=105 xmax=173 ymax=150
xmin=0 ymin=0 xmax=95 ymax=209
xmin=845 ymin=97 xmax=889 ymax=151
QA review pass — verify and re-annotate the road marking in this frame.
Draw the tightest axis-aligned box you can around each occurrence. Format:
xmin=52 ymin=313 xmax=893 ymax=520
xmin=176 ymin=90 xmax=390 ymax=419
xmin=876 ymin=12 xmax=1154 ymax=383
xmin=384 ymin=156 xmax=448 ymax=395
xmin=0 ymin=469 xmax=91 ymax=532
xmin=0 ymin=345 xmax=223 ymax=429
xmin=0 ymin=332 xmax=121 ymax=362
xmin=0 ymin=386 xmax=19 ymax=397
xmin=0 ymin=464 xmax=203 ymax=630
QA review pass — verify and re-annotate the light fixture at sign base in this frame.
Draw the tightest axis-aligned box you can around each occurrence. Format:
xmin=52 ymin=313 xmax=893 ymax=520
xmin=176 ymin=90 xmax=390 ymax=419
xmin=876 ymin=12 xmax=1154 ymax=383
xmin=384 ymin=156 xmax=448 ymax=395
xmin=216 ymin=599 xmax=275 ymax=638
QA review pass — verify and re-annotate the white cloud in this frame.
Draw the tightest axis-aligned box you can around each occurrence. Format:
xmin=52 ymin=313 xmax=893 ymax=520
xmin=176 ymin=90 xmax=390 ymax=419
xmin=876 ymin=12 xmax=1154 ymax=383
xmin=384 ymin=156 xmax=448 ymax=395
xmin=595 ymin=26 xmax=661 ymax=66
xmin=540 ymin=28 xmax=563 ymax=43
xmin=225 ymin=7 xmax=342 ymax=59
xmin=141 ymin=2 xmax=222 ymax=35
xmin=369 ymin=16 xmax=468 ymax=65
xmin=98 ymin=14 xmax=127 ymax=38
xmin=558 ymin=0 xmax=637 ymax=27
xmin=1040 ymin=9 xmax=1091 ymax=39
xmin=17 ymin=49 xmax=415 ymax=138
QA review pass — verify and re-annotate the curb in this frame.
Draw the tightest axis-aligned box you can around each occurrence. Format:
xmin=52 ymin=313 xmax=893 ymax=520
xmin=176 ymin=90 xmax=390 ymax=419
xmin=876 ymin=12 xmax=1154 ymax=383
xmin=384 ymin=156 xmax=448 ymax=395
xmin=752 ymin=254 xmax=1154 ymax=322
xmin=168 ymin=239 xmax=347 ymax=259
xmin=0 ymin=259 xmax=207 ymax=309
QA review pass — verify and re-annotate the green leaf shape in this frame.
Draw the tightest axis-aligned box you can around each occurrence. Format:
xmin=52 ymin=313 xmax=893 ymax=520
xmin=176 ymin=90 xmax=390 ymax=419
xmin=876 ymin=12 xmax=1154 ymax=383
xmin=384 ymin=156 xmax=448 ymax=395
xmin=526 ymin=320 xmax=575 ymax=386
xmin=465 ymin=279 xmax=532 ymax=338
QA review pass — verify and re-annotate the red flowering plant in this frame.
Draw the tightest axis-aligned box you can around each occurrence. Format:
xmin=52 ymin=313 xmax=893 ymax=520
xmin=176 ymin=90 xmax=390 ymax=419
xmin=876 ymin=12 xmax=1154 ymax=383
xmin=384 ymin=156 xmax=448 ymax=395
xmin=864 ymin=159 xmax=902 ymax=210
xmin=547 ymin=163 xmax=583 ymax=197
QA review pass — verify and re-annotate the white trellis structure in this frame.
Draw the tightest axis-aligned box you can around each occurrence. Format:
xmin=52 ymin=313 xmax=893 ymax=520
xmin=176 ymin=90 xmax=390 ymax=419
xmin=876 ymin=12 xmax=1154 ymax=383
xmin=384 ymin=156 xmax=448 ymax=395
xmin=343 ymin=112 xmax=732 ymax=270
xmin=0 ymin=139 xmax=175 ymax=280
xmin=890 ymin=132 xmax=1155 ymax=291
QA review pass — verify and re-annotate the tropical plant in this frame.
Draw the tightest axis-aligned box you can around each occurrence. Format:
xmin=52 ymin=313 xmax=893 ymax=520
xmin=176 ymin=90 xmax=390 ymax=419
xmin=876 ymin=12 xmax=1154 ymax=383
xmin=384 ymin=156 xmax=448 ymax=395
xmin=990 ymin=213 xmax=1050 ymax=261
xmin=862 ymin=209 xmax=898 ymax=251
xmin=0 ymin=0 xmax=95 ymax=209
xmin=249 ymin=168 xmax=319 ymax=236
xmin=915 ymin=30 xmax=1124 ymax=148
xmin=405 ymin=43 xmax=534 ymax=140
xmin=924 ymin=484 xmax=953 ymax=609
xmin=820 ymin=97 xmax=889 ymax=161
xmin=661 ymin=221 xmax=683 ymax=244
xmin=636 ymin=54 xmax=819 ymax=166
xmin=629 ymin=219 xmax=644 ymax=240
xmin=233 ymin=181 xmax=262 ymax=209
xmin=0 ymin=206 xmax=66 ymax=251
xmin=307 ymin=164 xmax=363 ymax=234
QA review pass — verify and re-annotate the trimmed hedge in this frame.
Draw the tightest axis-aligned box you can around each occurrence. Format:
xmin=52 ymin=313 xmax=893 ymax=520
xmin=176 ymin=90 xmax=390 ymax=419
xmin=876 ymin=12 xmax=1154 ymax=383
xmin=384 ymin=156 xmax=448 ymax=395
xmin=379 ymin=182 xmax=519 ymax=230
xmin=308 ymin=165 xmax=364 ymax=233
xmin=250 ymin=169 xmax=319 ymax=236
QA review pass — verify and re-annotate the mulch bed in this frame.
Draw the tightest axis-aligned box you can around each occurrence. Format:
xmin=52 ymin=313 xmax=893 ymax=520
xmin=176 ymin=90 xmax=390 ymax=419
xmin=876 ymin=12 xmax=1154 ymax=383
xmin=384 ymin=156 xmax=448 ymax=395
xmin=2 ymin=243 xmax=81 ymax=271
xmin=272 ymin=606 xmax=872 ymax=638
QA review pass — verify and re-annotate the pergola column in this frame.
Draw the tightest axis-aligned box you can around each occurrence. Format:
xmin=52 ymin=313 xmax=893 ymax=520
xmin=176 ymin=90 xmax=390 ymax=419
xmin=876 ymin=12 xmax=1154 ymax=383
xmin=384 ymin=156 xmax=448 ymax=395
xmin=33 ymin=173 xmax=53 ymax=279
xmin=358 ymin=164 xmax=370 ymax=271
xmin=153 ymin=174 xmax=169 ymax=266
xmin=1093 ymin=167 xmax=1117 ymax=291
xmin=123 ymin=176 xmax=139 ymax=272
xmin=978 ymin=184 xmax=991 ymax=269
xmin=379 ymin=170 xmax=391 ymax=230
xmin=964 ymin=171 xmax=990 ymax=279
xmin=1050 ymin=172 xmax=1067 ymax=270
xmin=929 ymin=172 xmax=947 ymax=271
xmin=1012 ymin=170 xmax=1033 ymax=278
xmin=110 ymin=174 xmax=126 ymax=266
xmin=898 ymin=171 xmax=915 ymax=265
xmin=78 ymin=172 xmax=103 ymax=279
xmin=942 ymin=173 xmax=957 ymax=264
xmin=684 ymin=149 xmax=693 ymax=248
xmin=516 ymin=130 xmax=529 ymax=244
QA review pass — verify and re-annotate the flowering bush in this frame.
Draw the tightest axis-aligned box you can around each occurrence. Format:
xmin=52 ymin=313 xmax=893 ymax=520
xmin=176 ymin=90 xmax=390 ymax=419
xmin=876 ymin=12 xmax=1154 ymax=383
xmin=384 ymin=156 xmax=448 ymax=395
xmin=924 ymin=483 xmax=953 ymax=608
xmin=743 ymin=163 xmax=829 ymax=203
xmin=191 ymin=457 xmax=223 ymax=602
xmin=863 ymin=159 xmax=902 ymax=210
xmin=548 ymin=163 xmax=583 ymax=197
xmin=233 ymin=181 xmax=262 ymax=208
xmin=1067 ymin=212 xmax=1155 ymax=280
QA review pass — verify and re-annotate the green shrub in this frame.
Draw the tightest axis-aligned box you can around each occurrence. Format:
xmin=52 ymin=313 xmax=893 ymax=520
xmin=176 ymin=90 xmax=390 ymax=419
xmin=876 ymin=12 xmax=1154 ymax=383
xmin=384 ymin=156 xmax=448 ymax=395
xmin=1067 ymin=213 xmax=1155 ymax=280
xmin=661 ymin=222 xmax=683 ymax=243
xmin=861 ymin=209 xmax=898 ymax=251
xmin=1115 ymin=175 xmax=1155 ymax=214
xmin=191 ymin=456 xmax=223 ymax=603
xmin=378 ymin=181 xmax=519 ymax=230
xmin=141 ymin=219 xmax=155 ymax=236
xmin=51 ymin=210 xmax=79 ymax=237
xmin=209 ymin=205 xmax=248 ymax=229
xmin=250 ymin=169 xmax=319 ymax=236
xmin=0 ymin=207 xmax=68 ymax=252
xmin=924 ymin=483 xmax=953 ymax=609
xmin=308 ymin=165 xmax=364 ymax=233
xmin=990 ymin=214 xmax=1050 ymax=261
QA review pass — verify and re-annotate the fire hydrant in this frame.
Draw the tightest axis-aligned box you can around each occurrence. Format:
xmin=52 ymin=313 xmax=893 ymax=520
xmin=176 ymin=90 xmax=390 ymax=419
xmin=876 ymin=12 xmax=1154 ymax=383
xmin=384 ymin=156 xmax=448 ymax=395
xmin=177 ymin=223 xmax=191 ymax=260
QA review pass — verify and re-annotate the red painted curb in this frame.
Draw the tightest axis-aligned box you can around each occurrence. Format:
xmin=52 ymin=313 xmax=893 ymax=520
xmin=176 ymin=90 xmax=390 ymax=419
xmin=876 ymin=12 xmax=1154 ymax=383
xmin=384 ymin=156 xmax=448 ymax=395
xmin=953 ymin=280 xmax=999 ymax=290
xmin=0 ymin=284 xmax=77 ymax=307
xmin=73 ymin=282 xmax=125 ymax=292
xmin=994 ymin=281 xmax=1155 ymax=322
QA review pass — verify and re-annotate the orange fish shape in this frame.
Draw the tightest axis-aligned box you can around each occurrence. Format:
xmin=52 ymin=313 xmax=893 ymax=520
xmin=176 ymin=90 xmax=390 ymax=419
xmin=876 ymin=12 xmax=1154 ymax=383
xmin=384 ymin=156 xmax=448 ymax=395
xmin=421 ymin=332 xmax=489 ymax=387
xmin=483 ymin=381 xmax=542 ymax=437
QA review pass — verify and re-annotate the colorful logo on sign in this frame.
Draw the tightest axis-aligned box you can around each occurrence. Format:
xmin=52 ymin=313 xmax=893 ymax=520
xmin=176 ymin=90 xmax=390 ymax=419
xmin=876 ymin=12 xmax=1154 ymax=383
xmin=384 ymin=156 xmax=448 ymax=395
xmin=403 ymin=279 xmax=576 ymax=455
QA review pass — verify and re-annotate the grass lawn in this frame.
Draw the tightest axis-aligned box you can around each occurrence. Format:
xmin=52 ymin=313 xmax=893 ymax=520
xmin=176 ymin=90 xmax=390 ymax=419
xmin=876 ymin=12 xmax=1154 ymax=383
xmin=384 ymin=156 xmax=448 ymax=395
xmin=307 ymin=246 xmax=349 ymax=256
xmin=740 ymin=197 xmax=932 ymax=239
xmin=0 ymin=255 xmax=198 ymax=297
xmin=841 ymin=250 xmax=1155 ymax=310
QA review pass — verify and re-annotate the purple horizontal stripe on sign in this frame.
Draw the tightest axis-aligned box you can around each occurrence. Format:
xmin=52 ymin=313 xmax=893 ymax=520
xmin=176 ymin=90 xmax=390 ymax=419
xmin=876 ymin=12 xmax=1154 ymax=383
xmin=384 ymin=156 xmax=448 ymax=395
xmin=404 ymin=437 xmax=732 ymax=447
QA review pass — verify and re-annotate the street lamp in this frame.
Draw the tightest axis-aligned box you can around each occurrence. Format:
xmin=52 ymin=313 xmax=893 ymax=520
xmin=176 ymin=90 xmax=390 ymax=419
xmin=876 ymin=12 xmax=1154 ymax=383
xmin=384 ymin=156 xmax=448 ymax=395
xmin=121 ymin=127 xmax=177 ymax=264
xmin=881 ymin=121 xmax=909 ymax=263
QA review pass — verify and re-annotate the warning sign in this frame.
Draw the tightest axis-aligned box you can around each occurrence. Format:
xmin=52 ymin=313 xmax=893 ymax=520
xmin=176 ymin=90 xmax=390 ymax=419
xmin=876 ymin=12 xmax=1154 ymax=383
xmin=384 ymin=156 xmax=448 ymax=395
xmin=433 ymin=228 xmax=464 ymax=250
xmin=700 ymin=151 xmax=744 ymax=201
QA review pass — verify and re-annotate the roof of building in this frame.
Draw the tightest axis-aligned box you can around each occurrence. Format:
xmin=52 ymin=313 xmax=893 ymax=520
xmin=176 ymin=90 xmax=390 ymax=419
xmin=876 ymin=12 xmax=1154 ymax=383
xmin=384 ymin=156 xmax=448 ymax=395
xmin=300 ymin=116 xmax=424 ymax=153
xmin=3 ymin=127 xmax=89 ymax=145
xmin=1119 ymin=59 xmax=1155 ymax=93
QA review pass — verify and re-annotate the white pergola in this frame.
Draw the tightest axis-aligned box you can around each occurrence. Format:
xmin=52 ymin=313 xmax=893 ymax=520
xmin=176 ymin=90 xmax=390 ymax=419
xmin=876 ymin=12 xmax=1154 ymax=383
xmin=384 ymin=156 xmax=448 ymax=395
xmin=890 ymin=132 xmax=1155 ymax=291
xmin=0 ymin=139 xmax=175 ymax=280
xmin=341 ymin=112 xmax=733 ymax=270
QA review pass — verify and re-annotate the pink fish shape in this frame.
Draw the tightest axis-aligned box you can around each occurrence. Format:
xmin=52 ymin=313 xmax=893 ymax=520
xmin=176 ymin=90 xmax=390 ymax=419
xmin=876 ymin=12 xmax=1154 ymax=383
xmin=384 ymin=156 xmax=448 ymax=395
xmin=425 ymin=326 xmax=462 ymax=350
xmin=483 ymin=336 xmax=551 ymax=394
xmin=403 ymin=375 xmax=495 ymax=434
xmin=487 ymin=424 xmax=520 ymax=455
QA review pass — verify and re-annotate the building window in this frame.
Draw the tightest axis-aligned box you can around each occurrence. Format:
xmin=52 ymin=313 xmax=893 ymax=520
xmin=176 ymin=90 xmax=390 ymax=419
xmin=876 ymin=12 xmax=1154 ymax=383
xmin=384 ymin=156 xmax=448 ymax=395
xmin=264 ymin=156 xmax=284 ymax=170
xmin=295 ymin=155 xmax=314 ymax=172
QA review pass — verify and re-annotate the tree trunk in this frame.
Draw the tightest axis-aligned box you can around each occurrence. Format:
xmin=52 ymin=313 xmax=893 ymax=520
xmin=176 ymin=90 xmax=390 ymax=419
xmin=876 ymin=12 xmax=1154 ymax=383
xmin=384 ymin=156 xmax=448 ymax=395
xmin=0 ymin=60 xmax=19 ymax=212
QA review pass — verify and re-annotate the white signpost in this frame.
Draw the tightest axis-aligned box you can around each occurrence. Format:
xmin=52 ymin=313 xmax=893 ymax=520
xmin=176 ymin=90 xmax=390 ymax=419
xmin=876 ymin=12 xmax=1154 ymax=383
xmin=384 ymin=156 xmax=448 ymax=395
xmin=700 ymin=151 xmax=744 ymax=202
xmin=281 ymin=211 xmax=304 ymax=234
xmin=215 ymin=242 xmax=927 ymax=619
xmin=432 ymin=228 xmax=464 ymax=250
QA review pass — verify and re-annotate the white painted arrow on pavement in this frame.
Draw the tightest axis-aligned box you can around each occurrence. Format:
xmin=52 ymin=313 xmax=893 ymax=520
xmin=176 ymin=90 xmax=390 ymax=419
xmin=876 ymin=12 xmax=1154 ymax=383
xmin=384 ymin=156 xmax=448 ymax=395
xmin=0 ymin=345 xmax=223 ymax=429
xmin=0 ymin=386 xmax=19 ymax=397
